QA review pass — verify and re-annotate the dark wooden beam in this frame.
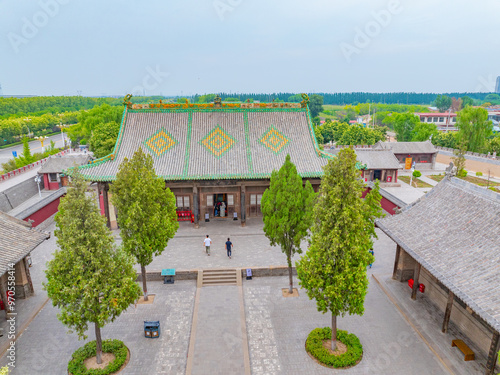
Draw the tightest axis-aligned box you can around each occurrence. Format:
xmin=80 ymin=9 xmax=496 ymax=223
xmin=24 ymin=256 xmax=34 ymax=296
xmin=0 ymin=280 xmax=8 ymax=320
xmin=240 ymin=186 xmax=246 ymax=227
xmin=411 ymin=263 xmax=421 ymax=300
xmin=392 ymin=245 xmax=401 ymax=280
xmin=485 ymin=331 xmax=500 ymax=375
xmin=193 ymin=186 xmax=199 ymax=229
xmin=441 ymin=291 xmax=454 ymax=333
xmin=100 ymin=182 xmax=111 ymax=229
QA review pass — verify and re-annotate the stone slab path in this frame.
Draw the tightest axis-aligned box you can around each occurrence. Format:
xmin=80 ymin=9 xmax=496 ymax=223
xmin=187 ymin=285 xmax=250 ymax=375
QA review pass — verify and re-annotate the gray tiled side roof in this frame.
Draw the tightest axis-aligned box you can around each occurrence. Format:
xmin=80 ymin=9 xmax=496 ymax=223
xmin=355 ymin=150 xmax=401 ymax=169
xmin=374 ymin=140 xmax=437 ymax=154
xmin=77 ymin=108 xmax=328 ymax=181
xmin=39 ymin=155 xmax=91 ymax=174
xmin=377 ymin=177 xmax=500 ymax=332
xmin=0 ymin=211 xmax=49 ymax=277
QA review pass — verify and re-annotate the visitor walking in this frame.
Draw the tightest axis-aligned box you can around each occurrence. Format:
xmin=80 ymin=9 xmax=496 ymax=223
xmin=204 ymin=235 xmax=211 ymax=256
xmin=225 ymin=237 xmax=233 ymax=259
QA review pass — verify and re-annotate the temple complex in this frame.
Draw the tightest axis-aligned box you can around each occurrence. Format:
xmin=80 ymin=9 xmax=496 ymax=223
xmin=76 ymin=98 xmax=332 ymax=228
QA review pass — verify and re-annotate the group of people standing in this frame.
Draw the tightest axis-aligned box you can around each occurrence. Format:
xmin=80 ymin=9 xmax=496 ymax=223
xmin=203 ymin=235 xmax=233 ymax=258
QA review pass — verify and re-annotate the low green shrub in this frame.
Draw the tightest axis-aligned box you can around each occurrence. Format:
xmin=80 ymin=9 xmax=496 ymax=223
xmin=412 ymin=170 xmax=422 ymax=178
xmin=458 ymin=169 xmax=468 ymax=178
xmin=306 ymin=327 xmax=363 ymax=368
xmin=68 ymin=339 xmax=128 ymax=375
xmin=476 ymin=171 xmax=483 ymax=176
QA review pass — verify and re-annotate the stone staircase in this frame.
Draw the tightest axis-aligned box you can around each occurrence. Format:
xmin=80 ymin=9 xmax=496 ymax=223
xmin=198 ymin=268 xmax=240 ymax=287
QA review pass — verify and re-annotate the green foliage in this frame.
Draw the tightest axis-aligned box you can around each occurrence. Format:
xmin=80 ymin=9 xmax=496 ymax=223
xmin=476 ymin=171 xmax=483 ymax=176
xmin=67 ymin=339 xmax=128 ymax=375
xmin=1 ymin=137 xmax=61 ymax=173
xmin=287 ymin=94 xmax=303 ymax=103
xmin=309 ymin=94 xmax=324 ymax=118
xmin=412 ymin=170 xmax=422 ymax=178
xmin=110 ymin=148 xmax=179 ymax=295
xmin=456 ymin=107 xmax=493 ymax=153
xmin=90 ymin=122 xmax=121 ymax=158
xmin=489 ymin=136 xmax=500 ymax=154
xmin=431 ymin=131 xmax=457 ymax=149
xmin=195 ymin=94 xmax=216 ymax=103
xmin=297 ymin=148 xmax=382 ymax=319
xmin=458 ymin=169 xmax=468 ymax=177
xmin=484 ymin=94 xmax=500 ymax=105
xmin=0 ymin=366 xmax=8 ymax=375
xmin=315 ymin=120 xmax=386 ymax=145
xmin=261 ymin=155 xmax=315 ymax=292
xmin=452 ymin=147 xmax=467 ymax=177
xmin=461 ymin=96 xmax=474 ymax=108
xmin=393 ymin=113 xmax=420 ymax=142
xmin=44 ymin=173 xmax=141 ymax=355
xmin=306 ymin=328 xmax=363 ymax=368
xmin=21 ymin=136 xmax=35 ymax=164
xmin=411 ymin=122 xmax=438 ymax=142
xmin=68 ymin=104 xmax=123 ymax=146
xmin=223 ymin=97 xmax=240 ymax=102
xmin=434 ymin=95 xmax=452 ymax=112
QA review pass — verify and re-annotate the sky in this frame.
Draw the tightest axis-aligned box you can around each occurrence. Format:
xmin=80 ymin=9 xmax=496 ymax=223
xmin=1 ymin=0 xmax=499 ymax=96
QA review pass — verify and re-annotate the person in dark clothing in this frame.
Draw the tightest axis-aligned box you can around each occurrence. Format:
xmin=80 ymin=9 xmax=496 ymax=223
xmin=225 ymin=237 xmax=233 ymax=259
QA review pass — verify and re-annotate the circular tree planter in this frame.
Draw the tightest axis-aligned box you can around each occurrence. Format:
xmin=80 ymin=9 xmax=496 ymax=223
xmin=68 ymin=339 xmax=130 ymax=375
xmin=305 ymin=328 xmax=363 ymax=369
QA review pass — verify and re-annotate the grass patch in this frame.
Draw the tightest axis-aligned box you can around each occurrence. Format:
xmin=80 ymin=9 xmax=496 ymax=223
xmin=68 ymin=339 xmax=128 ymax=375
xmin=429 ymin=174 xmax=445 ymax=183
xmin=306 ymin=327 xmax=362 ymax=368
xmin=430 ymin=173 xmax=500 ymax=189
xmin=398 ymin=176 xmax=433 ymax=188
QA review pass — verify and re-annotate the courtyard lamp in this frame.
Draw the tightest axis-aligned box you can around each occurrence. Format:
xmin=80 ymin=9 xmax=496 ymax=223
xmin=35 ymin=135 xmax=48 ymax=153
xmin=57 ymin=121 xmax=70 ymax=148
xmin=23 ymin=117 xmax=32 ymax=138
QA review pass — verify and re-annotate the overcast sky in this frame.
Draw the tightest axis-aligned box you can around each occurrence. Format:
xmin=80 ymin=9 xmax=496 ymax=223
xmin=1 ymin=0 xmax=499 ymax=96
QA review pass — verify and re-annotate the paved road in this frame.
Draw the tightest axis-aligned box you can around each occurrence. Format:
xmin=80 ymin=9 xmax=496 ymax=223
xmin=0 ymin=134 xmax=66 ymax=166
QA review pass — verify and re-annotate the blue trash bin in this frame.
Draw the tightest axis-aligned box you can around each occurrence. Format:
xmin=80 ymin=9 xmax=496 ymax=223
xmin=144 ymin=321 xmax=160 ymax=338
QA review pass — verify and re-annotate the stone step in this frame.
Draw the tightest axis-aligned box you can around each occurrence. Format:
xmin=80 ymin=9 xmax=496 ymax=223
xmin=200 ymin=268 xmax=239 ymax=287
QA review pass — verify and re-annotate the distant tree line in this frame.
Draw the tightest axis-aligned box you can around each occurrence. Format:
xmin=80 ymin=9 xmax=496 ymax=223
xmin=185 ymin=92 xmax=496 ymax=105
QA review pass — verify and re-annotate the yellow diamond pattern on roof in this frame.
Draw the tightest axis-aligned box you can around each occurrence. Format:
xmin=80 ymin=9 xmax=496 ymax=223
xmin=143 ymin=128 xmax=178 ymax=157
xmin=200 ymin=125 xmax=236 ymax=158
xmin=259 ymin=125 xmax=289 ymax=154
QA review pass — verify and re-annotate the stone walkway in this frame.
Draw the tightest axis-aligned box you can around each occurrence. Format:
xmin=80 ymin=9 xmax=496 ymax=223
xmin=187 ymin=285 xmax=249 ymax=375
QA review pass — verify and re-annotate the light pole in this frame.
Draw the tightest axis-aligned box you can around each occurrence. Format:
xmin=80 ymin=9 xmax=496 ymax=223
xmin=35 ymin=135 xmax=48 ymax=153
xmin=34 ymin=175 xmax=42 ymax=198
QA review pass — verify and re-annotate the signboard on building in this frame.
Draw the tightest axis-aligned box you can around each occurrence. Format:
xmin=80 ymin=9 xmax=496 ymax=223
xmin=405 ymin=157 xmax=412 ymax=170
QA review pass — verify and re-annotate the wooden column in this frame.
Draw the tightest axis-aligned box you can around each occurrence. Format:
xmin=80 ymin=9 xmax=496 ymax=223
xmin=193 ymin=186 xmax=199 ymax=229
xmin=392 ymin=245 xmax=401 ymax=280
xmin=24 ymin=256 xmax=34 ymax=296
xmin=411 ymin=263 xmax=421 ymax=300
xmin=441 ymin=290 xmax=454 ymax=333
xmin=100 ymin=182 xmax=111 ymax=229
xmin=240 ymin=186 xmax=246 ymax=227
xmin=485 ymin=331 xmax=500 ymax=375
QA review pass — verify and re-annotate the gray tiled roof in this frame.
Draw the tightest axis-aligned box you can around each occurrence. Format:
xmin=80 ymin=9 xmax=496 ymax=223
xmin=374 ymin=140 xmax=437 ymax=154
xmin=76 ymin=108 xmax=330 ymax=181
xmin=355 ymin=149 xmax=401 ymax=169
xmin=39 ymin=155 xmax=90 ymax=174
xmin=326 ymin=148 xmax=401 ymax=170
xmin=0 ymin=211 xmax=49 ymax=277
xmin=377 ymin=177 xmax=500 ymax=332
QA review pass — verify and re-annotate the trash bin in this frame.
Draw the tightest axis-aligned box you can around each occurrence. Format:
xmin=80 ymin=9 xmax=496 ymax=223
xmin=246 ymin=268 xmax=253 ymax=280
xmin=144 ymin=321 xmax=160 ymax=338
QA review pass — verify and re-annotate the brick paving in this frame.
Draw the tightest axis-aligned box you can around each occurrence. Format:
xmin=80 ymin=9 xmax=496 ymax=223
xmin=0 ymin=216 xmax=479 ymax=374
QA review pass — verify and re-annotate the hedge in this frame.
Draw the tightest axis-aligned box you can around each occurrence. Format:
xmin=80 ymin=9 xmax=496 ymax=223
xmin=68 ymin=339 xmax=128 ymax=375
xmin=305 ymin=327 xmax=363 ymax=368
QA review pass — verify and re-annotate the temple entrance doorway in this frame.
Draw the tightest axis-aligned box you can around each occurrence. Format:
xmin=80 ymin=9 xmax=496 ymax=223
xmin=213 ymin=193 xmax=228 ymax=217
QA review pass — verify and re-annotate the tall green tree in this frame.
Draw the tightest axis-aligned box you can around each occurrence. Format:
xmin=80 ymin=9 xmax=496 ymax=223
xmin=90 ymin=121 xmax=121 ymax=158
xmin=309 ymin=94 xmax=324 ymax=118
xmin=19 ymin=136 xmax=35 ymax=164
xmin=434 ymin=95 xmax=452 ymax=112
xmin=44 ymin=173 xmax=141 ymax=364
xmin=393 ymin=112 xmax=420 ymax=142
xmin=297 ymin=148 xmax=382 ymax=351
xmin=460 ymin=96 xmax=474 ymax=108
xmin=261 ymin=155 xmax=315 ymax=294
xmin=110 ymin=147 xmax=179 ymax=301
xmin=411 ymin=122 xmax=438 ymax=142
xmin=456 ymin=106 xmax=493 ymax=153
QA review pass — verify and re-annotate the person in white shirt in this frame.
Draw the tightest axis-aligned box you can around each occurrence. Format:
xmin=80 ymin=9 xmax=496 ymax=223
xmin=204 ymin=235 xmax=212 ymax=256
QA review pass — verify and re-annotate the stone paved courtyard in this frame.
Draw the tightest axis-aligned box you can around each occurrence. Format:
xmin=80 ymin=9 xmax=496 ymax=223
xmin=0 ymin=216 xmax=486 ymax=374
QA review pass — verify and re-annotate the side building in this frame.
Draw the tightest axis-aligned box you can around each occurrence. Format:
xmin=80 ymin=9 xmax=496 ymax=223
xmin=74 ymin=100 xmax=333 ymax=228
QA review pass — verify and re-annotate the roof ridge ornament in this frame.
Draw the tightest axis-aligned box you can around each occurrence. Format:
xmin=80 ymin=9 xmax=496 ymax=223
xmin=445 ymin=162 xmax=456 ymax=179
xmin=214 ymin=95 xmax=222 ymax=108
xmin=123 ymin=94 xmax=133 ymax=109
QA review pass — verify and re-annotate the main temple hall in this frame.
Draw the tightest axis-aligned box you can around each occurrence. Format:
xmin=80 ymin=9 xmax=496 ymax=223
xmin=76 ymin=99 xmax=331 ymax=228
